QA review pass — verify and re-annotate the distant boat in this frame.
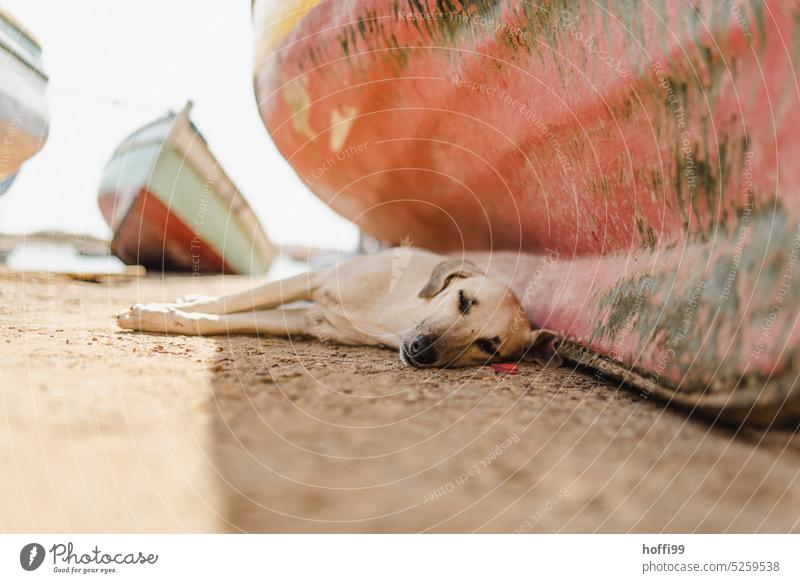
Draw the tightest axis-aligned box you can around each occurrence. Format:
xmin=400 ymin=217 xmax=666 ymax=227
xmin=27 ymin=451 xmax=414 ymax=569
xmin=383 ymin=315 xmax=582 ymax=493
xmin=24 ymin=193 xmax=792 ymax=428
xmin=98 ymin=102 xmax=275 ymax=275
xmin=0 ymin=8 xmax=49 ymax=193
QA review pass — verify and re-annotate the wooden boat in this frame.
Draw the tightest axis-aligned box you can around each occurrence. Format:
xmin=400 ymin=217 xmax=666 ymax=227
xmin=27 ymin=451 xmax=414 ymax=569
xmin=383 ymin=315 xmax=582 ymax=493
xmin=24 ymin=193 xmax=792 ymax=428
xmin=253 ymin=0 xmax=800 ymax=423
xmin=98 ymin=102 xmax=275 ymax=275
xmin=0 ymin=8 xmax=49 ymax=192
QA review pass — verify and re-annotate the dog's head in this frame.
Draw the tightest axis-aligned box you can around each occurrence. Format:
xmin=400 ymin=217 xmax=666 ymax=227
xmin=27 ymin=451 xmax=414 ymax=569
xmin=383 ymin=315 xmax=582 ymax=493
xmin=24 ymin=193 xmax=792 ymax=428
xmin=400 ymin=259 xmax=561 ymax=368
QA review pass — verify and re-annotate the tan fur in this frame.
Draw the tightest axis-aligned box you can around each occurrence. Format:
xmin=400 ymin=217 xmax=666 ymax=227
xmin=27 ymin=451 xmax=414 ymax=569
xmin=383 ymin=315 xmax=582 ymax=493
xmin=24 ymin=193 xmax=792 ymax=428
xmin=117 ymin=249 xmax=560 ymax=368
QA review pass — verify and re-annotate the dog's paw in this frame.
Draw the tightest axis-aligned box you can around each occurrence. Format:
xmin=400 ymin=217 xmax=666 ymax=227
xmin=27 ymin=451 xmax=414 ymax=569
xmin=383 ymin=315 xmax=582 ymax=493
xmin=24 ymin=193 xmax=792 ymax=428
xmin=116 ymin=303 xmax=187 ymax=334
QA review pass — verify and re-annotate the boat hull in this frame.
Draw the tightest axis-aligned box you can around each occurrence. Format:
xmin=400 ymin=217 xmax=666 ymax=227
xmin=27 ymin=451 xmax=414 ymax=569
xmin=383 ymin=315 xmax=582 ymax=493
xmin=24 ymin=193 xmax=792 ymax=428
xmin=99 ymin=104 xmax=274 ymax=275
xmin=104 ymin=187 xmax=232 ymax=273
xmin=254 ymin=0 xmax=800 ymax=423
xmin=0 ymin=12 xmax=48 ymax=186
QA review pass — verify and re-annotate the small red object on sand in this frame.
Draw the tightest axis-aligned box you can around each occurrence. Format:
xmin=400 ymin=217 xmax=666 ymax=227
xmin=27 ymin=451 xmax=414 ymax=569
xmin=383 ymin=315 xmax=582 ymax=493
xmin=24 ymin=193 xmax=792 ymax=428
xmin=491 ymin=363 xmax=520 ymax=375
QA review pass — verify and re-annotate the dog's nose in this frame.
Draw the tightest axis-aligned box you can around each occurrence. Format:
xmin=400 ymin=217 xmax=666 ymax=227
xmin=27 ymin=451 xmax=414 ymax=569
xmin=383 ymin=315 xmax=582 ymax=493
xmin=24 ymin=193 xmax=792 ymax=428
xmin=408 ymin=335 xmax=437 ymax=366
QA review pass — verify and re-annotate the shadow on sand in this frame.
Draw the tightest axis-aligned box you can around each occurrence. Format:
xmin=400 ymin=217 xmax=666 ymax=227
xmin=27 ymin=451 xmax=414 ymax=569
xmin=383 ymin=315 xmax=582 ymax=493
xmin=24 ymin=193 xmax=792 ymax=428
xmin=206 ymin=335 xmax=800 ymax=533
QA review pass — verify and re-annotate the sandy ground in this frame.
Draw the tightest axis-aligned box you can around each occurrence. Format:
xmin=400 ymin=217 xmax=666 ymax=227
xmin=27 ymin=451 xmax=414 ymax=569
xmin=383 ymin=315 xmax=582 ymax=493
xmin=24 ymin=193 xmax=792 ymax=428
xmin=1 ymin=271 xmax=800 ymax=533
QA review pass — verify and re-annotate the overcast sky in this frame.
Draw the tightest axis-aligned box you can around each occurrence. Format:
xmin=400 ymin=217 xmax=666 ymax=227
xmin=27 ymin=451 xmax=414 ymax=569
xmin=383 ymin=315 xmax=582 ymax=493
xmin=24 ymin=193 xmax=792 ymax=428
xmin=0 ymin=0 xmax=358 ymax=250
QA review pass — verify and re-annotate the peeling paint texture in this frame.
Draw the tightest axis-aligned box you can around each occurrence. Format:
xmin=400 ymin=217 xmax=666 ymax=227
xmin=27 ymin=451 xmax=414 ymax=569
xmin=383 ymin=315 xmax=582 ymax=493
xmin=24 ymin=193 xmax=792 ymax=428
xmin=253 ymin=0 xmax=800 ymax=424
xmin=329 ymin=105 xmax=359 ymax=152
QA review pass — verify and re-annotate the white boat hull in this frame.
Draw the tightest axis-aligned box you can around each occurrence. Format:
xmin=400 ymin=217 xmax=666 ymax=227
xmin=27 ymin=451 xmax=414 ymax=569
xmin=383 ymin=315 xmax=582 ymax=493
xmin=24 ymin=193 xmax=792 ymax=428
xmin=0 ymin=11 xmax=49 ymax=185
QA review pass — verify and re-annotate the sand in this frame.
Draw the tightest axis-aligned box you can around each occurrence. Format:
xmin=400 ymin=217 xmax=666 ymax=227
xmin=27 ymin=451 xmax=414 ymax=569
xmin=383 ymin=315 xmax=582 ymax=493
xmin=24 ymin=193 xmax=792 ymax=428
xmin=1 ymin=271 xmax=799 ymax=533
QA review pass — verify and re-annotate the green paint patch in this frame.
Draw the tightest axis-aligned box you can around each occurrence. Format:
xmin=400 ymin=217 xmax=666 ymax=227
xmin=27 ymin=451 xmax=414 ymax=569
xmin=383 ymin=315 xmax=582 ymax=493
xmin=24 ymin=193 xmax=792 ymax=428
xmin=590 ymin=205 xmax=800 ymax=393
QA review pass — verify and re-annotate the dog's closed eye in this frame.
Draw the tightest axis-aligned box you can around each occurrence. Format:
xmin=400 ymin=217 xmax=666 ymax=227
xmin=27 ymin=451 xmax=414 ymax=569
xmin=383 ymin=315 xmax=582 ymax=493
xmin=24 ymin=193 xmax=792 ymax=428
xmin=475 ymin=336 xmax=501 ymax=354
xmin=458 ymin=290 xmax=478 ymax=315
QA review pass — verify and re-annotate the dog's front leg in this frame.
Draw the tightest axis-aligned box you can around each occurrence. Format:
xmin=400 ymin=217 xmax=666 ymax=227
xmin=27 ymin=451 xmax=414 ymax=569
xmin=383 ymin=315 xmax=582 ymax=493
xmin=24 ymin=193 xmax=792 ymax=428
xmin=117 ymin=305 xmax=312 ymax=337
xmin=174 ymin=272 xmax=320 ymax=315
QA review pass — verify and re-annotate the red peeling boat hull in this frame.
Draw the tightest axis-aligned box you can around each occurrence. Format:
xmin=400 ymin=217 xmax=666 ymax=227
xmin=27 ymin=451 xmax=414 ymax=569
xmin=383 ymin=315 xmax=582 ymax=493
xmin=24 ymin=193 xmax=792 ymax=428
xmin=254 ymin=0 xmax=800 ymax=423
xmin=100 ymin=187 xmax=232 ymax=274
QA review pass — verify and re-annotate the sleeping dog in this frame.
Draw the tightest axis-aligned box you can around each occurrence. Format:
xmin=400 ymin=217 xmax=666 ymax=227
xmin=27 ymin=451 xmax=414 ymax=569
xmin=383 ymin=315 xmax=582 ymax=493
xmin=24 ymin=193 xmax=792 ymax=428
xmin=117 ymin=249 xmax=561 ymax=368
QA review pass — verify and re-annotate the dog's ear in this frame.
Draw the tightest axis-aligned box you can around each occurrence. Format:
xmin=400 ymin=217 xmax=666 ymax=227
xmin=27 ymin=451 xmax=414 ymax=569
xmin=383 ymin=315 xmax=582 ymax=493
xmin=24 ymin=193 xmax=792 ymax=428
xmin=419 ymin=259 xmax=483 ymax=298
xmin=524 ymin=329 xmax=563 ymax=367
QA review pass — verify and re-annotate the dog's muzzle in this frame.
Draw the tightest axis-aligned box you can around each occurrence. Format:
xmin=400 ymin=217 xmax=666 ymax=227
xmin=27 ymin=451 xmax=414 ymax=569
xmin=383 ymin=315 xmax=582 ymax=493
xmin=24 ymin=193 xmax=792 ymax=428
xmin=402 ymin=334 xmax=438 ymax=367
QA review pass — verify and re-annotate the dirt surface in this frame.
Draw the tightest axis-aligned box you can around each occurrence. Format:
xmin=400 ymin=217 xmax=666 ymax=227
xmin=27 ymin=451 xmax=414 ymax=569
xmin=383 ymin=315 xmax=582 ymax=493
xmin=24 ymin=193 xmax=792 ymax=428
xmin=1 ymin=271 xmax=800 ymax=533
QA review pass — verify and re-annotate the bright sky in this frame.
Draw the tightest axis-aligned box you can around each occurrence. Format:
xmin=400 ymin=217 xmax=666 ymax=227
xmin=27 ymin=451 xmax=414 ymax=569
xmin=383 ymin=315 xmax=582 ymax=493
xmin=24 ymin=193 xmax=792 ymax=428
xmin=0 ymin=0 xmax=359 ymax=250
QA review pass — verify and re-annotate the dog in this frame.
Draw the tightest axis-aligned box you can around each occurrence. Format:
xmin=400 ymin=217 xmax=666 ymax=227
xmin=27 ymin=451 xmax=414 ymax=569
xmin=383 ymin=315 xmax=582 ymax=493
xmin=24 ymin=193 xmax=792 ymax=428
xmin=116 ymin=249 xmax=561 ymax=368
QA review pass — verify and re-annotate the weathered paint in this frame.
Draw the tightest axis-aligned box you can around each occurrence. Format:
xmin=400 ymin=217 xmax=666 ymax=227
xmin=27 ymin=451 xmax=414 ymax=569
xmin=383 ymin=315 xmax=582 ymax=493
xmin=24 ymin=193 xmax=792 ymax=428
xmin=108 ymin=186 xmax=233 ymax=274
xmin=472 ymin=203 xmax=800 ymax=424
xmin=253 ymin=0 xmax=800 ymax=423
xmin=252 ymin=0 xmax=324 ymax=66
xmin=99 ymin=105 xmax=275 ymax=275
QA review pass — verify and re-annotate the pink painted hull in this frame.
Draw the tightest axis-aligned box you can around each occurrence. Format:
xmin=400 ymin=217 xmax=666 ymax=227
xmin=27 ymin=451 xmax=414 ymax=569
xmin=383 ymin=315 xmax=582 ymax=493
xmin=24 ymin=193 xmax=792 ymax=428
xmin=254 ymin=0 xmax=800 ymax=423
